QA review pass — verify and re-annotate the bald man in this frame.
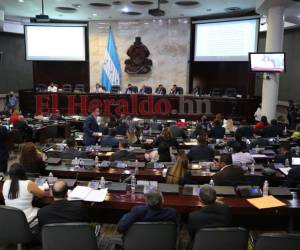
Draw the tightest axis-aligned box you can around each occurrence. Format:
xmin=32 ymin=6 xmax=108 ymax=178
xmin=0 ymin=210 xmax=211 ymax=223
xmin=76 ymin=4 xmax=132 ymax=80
xmin=37 ymin=181 xmax=89 ymax=228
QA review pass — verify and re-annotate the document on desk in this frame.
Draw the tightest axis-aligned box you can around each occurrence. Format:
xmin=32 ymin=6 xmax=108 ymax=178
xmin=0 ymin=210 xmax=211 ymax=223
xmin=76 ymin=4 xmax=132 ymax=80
xmin=278 ymin=167 xmax=291 ymax=176
xmin=251 ymin=154 xmax=268 ymax=158
xmin=247 ymin=195 xmax=286 ymax=209
xmin=68 ymin=186 xmax=108 ymax=202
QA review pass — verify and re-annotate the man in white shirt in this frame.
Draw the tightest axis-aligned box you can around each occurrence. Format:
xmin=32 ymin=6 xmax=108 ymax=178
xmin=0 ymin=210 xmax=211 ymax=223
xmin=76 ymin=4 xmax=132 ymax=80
xmin=47 ymin=82 xmax=58 ymax=92
xmin=232 ymin=142 xmax=255 ymax=167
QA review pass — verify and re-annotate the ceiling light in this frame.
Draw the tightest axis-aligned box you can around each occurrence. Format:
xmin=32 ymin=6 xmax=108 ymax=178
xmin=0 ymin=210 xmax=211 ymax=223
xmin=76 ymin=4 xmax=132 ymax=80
xmin=92 ymin=13 xmax=97 ymax=16
xmin=18 ymin=0 xmax=24 ymax=2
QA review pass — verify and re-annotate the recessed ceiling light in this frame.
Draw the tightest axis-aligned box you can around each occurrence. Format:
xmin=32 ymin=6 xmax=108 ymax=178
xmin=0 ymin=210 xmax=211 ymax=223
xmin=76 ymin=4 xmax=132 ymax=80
xmin=92 ymin=13 xmax=97 ymax=16
xmin=18 ymin=0 xmax=24 ymax=3
xmin=122 ymin=6 xmax=129 ymax=12
xmin=72 ymin=4 xmax=81 ymax=8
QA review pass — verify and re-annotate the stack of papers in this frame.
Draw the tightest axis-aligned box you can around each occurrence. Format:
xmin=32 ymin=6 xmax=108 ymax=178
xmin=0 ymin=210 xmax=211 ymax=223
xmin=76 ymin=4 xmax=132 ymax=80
xmin=247 ymin=195 xmax=286 ymax=209
xmin=68 ymin=186 xmax=107 ymax=202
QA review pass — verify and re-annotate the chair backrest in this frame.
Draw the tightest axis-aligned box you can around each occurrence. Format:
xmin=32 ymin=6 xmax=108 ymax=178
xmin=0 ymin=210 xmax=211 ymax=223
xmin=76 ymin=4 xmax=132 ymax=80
xmin=62 ymin=84 xmax=72 ymax=92
xmin=74 ymin=84 xmax=85 ymax=92
xmin=131 ymin=86 xmax=138 ymax=93
xmin=42 ymin=223 xmax=98 ymax=250
xmin=144 ymin=86 xmax=152 ymax=94
xmin=111 ymin=85 xmax=121 ymax=93
xmin=37 ymin=83 xmax=47 ymax=92
xmin=123 ymin=222 xmax=177 ymax=250
xmin=0 ymin=205 xmax=32 ymax=244
xmin=254 ymin=233 xmax=300 ymax=250
xmin=211 ymin=88 xmax=223 ymax=96
xmin=224 ymin=88 xmax=237 ymax=97
xmin=192 ymin=227 xmax=249 ymax=250
xmin=177 ymin=87 xmax=184 ymax=95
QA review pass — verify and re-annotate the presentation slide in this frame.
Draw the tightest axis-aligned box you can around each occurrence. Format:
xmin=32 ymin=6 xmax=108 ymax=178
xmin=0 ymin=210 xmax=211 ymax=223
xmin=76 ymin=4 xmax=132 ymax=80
xmin=25 ymin=25 xmax=86 ymax=61
xmin=250 ymin=53 xmax=285 ymax=73
xmin=194 ymin=18 xmax=259 ymax=61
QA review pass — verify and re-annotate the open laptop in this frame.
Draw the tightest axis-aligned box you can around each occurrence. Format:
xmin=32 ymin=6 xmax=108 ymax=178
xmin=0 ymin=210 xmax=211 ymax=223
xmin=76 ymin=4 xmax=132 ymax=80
xmin=292 ymin=157 xmax=300 ymax=167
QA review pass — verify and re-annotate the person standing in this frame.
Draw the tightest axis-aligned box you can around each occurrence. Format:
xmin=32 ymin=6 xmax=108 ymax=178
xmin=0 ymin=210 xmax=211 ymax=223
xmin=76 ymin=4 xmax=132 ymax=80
xmin=83 ymin=107 xmax=100 ymax=146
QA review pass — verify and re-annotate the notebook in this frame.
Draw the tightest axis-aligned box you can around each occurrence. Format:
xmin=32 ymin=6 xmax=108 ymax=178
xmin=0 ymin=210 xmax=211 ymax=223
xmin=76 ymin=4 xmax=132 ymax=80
xmin=68 ymin=186 xmax=107 ymax=202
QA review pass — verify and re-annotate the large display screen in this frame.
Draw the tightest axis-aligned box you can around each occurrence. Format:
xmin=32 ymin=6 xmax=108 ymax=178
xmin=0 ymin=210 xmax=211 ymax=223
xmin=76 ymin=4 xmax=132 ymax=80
xmin=249 ymin=53 xmax=285 ymax=73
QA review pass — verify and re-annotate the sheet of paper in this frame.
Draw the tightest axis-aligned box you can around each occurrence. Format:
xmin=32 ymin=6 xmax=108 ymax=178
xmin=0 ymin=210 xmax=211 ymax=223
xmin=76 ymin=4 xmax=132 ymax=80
xmin=68 ymin=186 xmax=91 ymax=200
xmin=278 ymin=167 xmax=291 ymax=176
xmin=247 ymin=195 xmax=286 ymax=209
xmin=106 ymin=152 xmax=113 ymax=156
xmin=84 ymin=188 xmax=108 ymax=202
xmin=251 ymin=154 xmax=268 ymax=158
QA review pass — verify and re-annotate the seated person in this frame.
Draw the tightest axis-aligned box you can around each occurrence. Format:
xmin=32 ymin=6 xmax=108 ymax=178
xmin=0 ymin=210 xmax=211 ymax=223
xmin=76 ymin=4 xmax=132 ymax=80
xmin=251 ymin=129 xmax=270 ymax=148
xmin=13 ymin=115 xmax=33 ymax=142
xmin=262 ymin=119 xmax=282 ymax=138
xmin=157 ymin=141 xmax=172 ymax=162
xmin=47 ymin=82 xmax=58 ymax=92
xmin=116 ymin=119 xmax=128 ymax=136
xmin=125 ymin=84 xmax=138 ymax=94
xmin=188 ymin=184 xmax=232 ymax=241
xmin=170 ymin=125 xmax=187 ymax=139
xmin=175 ymin=119 xmax=187 ymax=128
xmin=192 ymin=86 xmax=202 ymax=96
xmin=285 ymin=166 xmax=300 ymax=188
xmin=117 ymin=188 xmax=176 ymax=233
xmin=232 ymin=142 xmax=255 ymax=166
xmin=209 ymin=120 xmax=225 ymax=139
xmin=153 ymin=127 xmax=178 ymax=148
xmin=139 ymin=84 xmax=149 ymax=94
xmin=0 ymin=122 xmax=9 ymax=173
xmin=226 ymin=131 xmax=247 ymax=152
xmin=166 ymin=151 xmax=193 ymax=185
xmin=291 ymin=123 xmax=300 ymax=139
xmin=235 ymin=120 xmax=253 ymax=138
xmin=212 ymin=154 xmax=244 ymax=186
xmin=110 ymin=140 xmax=136 ymax=161
xmin=155 ymin=84 xmax=166 ymax=95
xmin=274 ymin=142 xmax=292 ymax=165
xmin=223 ymin=118 xmax=236 ymax=134
xmin=64 ymin=137 xmax=88 ymax=158
xmin=127 ymin=129 xmax=140 ymax=145
xmin=9 ymin=110 xmax=22 ymax=124
xmin=5 ymin=91 xmax=18 ymax=113
xmin=277 ymin=115 xmax=288 ymax=134
xmin=95 ymin=83 xmax=106 ymax=93
xmin=169 ymin=84 xmax=179 ymax=95
xmin=255 ymin=116 xmax=269 ymax=130
xmin=38 ymin=180 xmax=89 ymax=227
xmin=3 ymin=163 xmax=46 ymax=222
xmin=100 ymin=128 xmax=119 ymax=148
xmin=19 ymin=142 xmax=46 ymax=176
xmin=187 ymin=133 xmax=214 ymax=162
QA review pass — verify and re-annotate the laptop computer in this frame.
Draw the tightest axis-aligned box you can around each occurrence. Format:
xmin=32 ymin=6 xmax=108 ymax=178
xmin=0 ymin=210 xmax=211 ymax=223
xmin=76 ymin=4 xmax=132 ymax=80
xmin=214 ymin=186 xmax=236 ymax=196
xmin=46 ymin=157 xmax=62 ymax=165
xmin=158 ymin=183 xmax=179 ymax=194
xmin=108 ymin=182 xmax=127 ymax=192
xmin=182 ymin=185 xmax=200 ymax=196
xmin=292 ymin=157 xmax=300 ymax=166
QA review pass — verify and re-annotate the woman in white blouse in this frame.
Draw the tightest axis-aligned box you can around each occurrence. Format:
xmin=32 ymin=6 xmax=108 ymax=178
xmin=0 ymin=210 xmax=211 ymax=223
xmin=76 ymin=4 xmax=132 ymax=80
xmin=2 ymin=163 xmax=46 ymax=222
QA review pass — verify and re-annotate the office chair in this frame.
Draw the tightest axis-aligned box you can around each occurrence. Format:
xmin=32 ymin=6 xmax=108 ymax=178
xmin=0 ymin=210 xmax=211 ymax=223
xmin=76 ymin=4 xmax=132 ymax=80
xmin=211 ymin=88 xmax=223 ymax=96
xmin=176 ymin=87 xmax=184 ymax=95
xmin=123 ymin=222 xmax=177 ymax=250
xmin=0 ymin=206 xmax=33 ymax=250
xmin=74 ymin=83 xmax=85 ymax=93
xmin=131 ymin=86 xmax=138 ymax=93
xmin=111 ymin=85 xmax=121 ymax=93
xmin=36 ymin=83 xmax=47 ymax=92
xmin=254 ymin=233 xmax=300 ymax=250
xmin=42 ymin=223 xmax=98 ymax=250
xmin=192 ymin=227 xmax=249 ymax=250
xmin=144 ymin=86 xmax=152 ymax=94
xmin=224 ymin=88 xmax=237 ymax=97
xmin=62 ymin=84 xmax=72 ymax=92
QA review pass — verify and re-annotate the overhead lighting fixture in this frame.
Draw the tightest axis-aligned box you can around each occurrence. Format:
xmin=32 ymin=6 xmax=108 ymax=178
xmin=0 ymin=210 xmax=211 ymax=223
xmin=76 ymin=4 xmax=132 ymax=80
xmin=18 ymin=0 xmax=24 ymax=2
xmin=122 ymin=6 xmax=129 ymax=12
xmin=92 ymin=13 xmax=97 ymax=16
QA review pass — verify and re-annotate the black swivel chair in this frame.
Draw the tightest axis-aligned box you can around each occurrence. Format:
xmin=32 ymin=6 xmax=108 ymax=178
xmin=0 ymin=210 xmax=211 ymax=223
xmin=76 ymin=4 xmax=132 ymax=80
xmin=123 ymin=222 xmax=177 ymax=250
xmin=62 ymin=84 xmax=72 ymax=92
xmin=254 ymin=233 xmax=300 ymax=250
xmin=42 ymin=223 xmax=98 ymax=250
xmin=0 ymin=206 xmax=33 ymax=250
xmin=74 ymin=83 xmax=85 ymax=93
xmin=192 ymin=227 xmax=249 ymax=250
xmin=144 ymin=86 xmax=152 ymax=94
xmin=111 ymin=85 xmax=121 ymax=93
xmin=224 ymin=88 xmax=237 ymax=97
xmin=176 ymin=87 xmax=184 ymax=95
xmin=211 ymin=88 xmax=223 ymax=96
xmin=36 ymin=83 xmax=47 ymax=92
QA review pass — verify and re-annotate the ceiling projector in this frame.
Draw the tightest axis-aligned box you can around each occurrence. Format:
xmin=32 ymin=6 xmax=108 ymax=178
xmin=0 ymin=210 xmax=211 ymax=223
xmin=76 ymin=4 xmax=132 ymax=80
xmin=148 ymin=8 xmax=165 ymax=17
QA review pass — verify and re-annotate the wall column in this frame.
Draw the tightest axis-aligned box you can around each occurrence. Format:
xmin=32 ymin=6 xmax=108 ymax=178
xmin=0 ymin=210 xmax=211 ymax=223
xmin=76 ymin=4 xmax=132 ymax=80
xmin=261 ymin=5 xmax=285 ymax=120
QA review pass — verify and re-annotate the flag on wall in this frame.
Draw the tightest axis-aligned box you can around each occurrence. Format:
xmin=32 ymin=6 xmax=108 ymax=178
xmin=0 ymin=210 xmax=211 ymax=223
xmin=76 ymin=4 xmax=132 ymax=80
xmin=101 ymin=27 xmax=121 ymax=92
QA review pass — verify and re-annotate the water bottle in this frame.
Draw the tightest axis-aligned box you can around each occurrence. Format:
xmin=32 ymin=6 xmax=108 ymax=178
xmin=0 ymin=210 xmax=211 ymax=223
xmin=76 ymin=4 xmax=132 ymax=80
xmin=74 ymin=157 xmax=79 ymax=168
xmin=131 ymin=175 xmax=136 ymax=191
xmin=255 ymin=144 xmax=259 ymax=154
xmin=209 ymin=179 xmax=214 ymax=187
xmin=100 ymin=176 xmax=105 ymax=189
xmin=95 ymin=156 xmax=99 ymax=165
xmin=135 ymin=160 xmax=139 ymax=175
xmin=198 ymin=161 xmax=201 ymax=169
xmin=283 ymin=126 xmax=287 ymax=136
xmin=48 ymin=172 xmax=55 ymax=186
xmin=250 ymin=163 xmax=255 ymax=175
xmin=285 ymin=158 xmax=290 ymax=167
xmin=263 ymin=180 xmax=269 ymax=196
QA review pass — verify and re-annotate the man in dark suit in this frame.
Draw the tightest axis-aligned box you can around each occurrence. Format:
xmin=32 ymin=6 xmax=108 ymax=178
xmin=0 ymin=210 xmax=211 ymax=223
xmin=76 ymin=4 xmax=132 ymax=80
xmin=117 ymin=188 xmax=176 ymax=233
xmin=169 ymin=84 xmax=179 ymax=95
xmin=83 ymin=107 xmax=100 ymax=146
xmin=38 ymin=180 xmax=89 ymax=228
xmin=100 ymin=128 xmax=119 ymax=148
xmin=285 ymin=166 xmax=300 ymax=188
xmin=235 ymin=120 xmax=253 ymax=138
xmin=125 ymin=84 xmax=138 ymax=94
xmin=109 ymin=140 xmax=136 ymax=161
xmin=188 ymin=184 xmax=232 ymax=241
xmin=209 ymin=120 xmax=225 ymax=139
xmin=187 ymin=133 xmax=214 ymax=162
xmin=0 ymin=123 xmax=9 ymax=173
xmin=155 ymin=84 xmax=166 ymax=95
xmin=226 ymin=131 xmax=247 ymax=152
xmin=262 ymin=119 xmax=282 ymax=138
xmin=212 ymin=154 xmax=244 ymax=186
xmin=170 ymin=125 xmax=187 ymax=139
